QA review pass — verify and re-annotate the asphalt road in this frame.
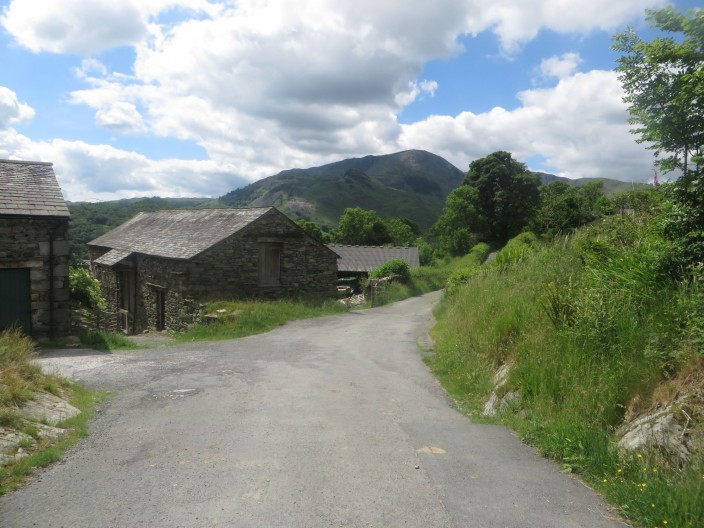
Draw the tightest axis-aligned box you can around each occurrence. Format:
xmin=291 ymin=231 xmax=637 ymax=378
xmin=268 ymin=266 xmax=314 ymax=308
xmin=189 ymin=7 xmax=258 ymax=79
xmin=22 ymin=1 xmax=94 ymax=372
xmin=0 ymin=292 xmax=624 ymax=527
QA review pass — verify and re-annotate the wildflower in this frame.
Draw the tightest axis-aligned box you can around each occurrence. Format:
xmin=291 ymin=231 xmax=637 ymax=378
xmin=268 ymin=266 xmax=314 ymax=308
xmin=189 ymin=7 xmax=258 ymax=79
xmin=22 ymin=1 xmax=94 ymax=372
xmin=651 ymin=504 xmax=656 ymax=508
xmin=637 ymin=453 xmax=643 ymax=459
xmin=652 ymin=468 xmax=657 ymax=473
xmin=617 ymin=468 xmax=622 ymax=473
xmin=603 ymin=479 xmax=608 ymax=483
xmin=663 ymin=521 xmax=668 ymax=525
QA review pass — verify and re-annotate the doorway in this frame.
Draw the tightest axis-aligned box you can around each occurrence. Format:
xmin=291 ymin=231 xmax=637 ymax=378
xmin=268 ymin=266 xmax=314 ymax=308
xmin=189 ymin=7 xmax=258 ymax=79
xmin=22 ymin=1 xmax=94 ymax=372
xmin=0 ymin=268 xmax=31 ymax=334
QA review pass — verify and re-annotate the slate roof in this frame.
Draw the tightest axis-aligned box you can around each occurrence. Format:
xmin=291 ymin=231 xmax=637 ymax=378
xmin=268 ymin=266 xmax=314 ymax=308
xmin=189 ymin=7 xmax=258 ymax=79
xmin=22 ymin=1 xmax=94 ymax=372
xmin=328 ymin=245 xmax=420 ymax=274
xmin=89 ymin=208 xmax=273 ymax=261
xmin=0 ymin=160 xmax=70 ymax=217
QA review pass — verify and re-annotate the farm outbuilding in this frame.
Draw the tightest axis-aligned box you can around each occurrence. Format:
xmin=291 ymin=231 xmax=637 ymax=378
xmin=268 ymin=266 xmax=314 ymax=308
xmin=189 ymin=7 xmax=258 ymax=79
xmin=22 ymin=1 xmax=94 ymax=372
xmin=88 ymin=207 xmax=338 ymax=334
xmin=327 ymin=245 xmax=420 ymax=276
xmin=0 ymin=160 xmax=71 ymax=339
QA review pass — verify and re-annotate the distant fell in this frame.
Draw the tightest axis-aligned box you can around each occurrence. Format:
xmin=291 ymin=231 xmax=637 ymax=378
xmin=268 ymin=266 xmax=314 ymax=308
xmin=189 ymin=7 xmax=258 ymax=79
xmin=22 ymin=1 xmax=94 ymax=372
xmin=219 ymin=150 xmax=465 ymax=230
xmin=536 ymin=172 xmax=646 ymax=194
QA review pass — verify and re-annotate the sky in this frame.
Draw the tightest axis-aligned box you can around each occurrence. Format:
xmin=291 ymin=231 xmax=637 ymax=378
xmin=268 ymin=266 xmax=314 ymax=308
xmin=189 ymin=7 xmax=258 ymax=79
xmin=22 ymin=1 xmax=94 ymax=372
xmin=0 ymin=0 xmax=698 ymax=202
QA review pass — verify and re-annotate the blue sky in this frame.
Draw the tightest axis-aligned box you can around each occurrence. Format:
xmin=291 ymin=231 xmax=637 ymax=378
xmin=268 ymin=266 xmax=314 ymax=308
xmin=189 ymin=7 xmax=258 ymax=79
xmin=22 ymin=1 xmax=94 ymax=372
xmin=0 ymin=0 xmax=698 ymax=201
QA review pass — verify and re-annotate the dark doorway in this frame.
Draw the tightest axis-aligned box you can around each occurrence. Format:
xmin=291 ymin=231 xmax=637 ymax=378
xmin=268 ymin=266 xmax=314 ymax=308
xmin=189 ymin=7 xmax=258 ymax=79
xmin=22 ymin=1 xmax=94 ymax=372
xmin=0 ymin=268 xmax=32 ymax=334
xmin=155 ymin=289 xmax=165 ymax=331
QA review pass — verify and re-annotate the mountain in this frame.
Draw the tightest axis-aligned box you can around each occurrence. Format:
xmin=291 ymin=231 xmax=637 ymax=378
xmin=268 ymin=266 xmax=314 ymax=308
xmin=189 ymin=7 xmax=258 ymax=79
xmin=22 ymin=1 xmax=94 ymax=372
xmin=219 ymin=150 xmax=465 ymax=230
xmin=536 ymin=172 xmax=646 ymax=194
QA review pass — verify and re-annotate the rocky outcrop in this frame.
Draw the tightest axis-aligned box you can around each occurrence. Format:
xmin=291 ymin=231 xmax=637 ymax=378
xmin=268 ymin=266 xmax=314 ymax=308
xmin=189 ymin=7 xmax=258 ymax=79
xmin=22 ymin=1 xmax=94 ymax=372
xmin=0 ymin=392 xmax=80 ymax=466
xmin=483 ymin=364 xmax=520 ymax=417
xmin=616 ymin=387 xmax=703 ymax=460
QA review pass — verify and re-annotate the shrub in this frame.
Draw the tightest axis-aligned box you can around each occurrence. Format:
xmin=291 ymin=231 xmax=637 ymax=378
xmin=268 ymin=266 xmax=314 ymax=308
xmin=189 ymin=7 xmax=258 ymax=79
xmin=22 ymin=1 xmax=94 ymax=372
xmin=69 ymin=267 xmax=106 ymax=311
xmin=494 ymin=232 xmax=539 ymax=266
xmin=369 ymin=258 xmax=411 ymax=283
xmin=446 ymin=266 xmax=483 ymax=295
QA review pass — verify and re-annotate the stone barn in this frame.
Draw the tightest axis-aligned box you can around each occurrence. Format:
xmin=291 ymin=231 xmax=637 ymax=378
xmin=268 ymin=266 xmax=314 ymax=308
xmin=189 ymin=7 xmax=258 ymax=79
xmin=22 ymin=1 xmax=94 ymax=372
xmin=88 ymin=207 xmax=339 ymax=334
xmin=0 ymin=160 xmax=71 ymax=339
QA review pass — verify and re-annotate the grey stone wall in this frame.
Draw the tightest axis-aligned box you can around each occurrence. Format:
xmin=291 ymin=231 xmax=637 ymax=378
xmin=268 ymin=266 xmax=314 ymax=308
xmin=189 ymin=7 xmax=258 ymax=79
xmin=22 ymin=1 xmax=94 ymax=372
xmin=0 ymin=216 xmax=71 ymax=338
xmin=187 ymin=210 xmax=338 ymax=301
xmin=89 ymin=210 xmax=338 ymax=334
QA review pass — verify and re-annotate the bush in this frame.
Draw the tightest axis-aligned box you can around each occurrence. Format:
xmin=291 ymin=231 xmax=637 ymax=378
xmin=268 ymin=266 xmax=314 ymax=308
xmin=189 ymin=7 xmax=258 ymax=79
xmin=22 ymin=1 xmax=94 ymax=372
xmin=446 ymin=266 xmax=483 ymax=295
xmin=493 ymin=232 xmax=539 ymax=267
xmin=369 ymin=258 xmax=411 ymax=283
xmin=69 ymin=267 xmax=106 ymax=311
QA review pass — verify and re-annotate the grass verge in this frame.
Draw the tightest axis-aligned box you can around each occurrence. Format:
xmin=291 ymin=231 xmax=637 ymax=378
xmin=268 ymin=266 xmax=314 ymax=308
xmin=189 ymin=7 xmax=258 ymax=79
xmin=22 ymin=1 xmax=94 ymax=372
xmin=175 ymin=296 xmax=350 ymax=342
xmin=427 ymin=217 xmax=704 ymax=527
xmin=0 ymin=328 xmax=109 ymax=494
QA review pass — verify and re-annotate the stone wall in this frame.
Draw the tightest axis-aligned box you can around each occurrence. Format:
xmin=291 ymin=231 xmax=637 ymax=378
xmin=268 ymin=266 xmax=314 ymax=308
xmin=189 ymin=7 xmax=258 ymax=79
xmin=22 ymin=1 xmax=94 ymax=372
xmin=89 ymin=248 xmax=122 ymax=332
xmin=187 ymin=210 xmax=338 ymax=301
xmin=90 ymin=209 xmax=338 ymax=334
xmin=0 ymin=216 xmax=71 ymax=338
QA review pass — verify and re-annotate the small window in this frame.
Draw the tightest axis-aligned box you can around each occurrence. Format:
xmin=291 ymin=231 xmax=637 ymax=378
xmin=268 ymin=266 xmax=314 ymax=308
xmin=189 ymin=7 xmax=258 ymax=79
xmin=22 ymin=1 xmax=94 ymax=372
xmin=259 ymin=243 xmax=282 ymax=286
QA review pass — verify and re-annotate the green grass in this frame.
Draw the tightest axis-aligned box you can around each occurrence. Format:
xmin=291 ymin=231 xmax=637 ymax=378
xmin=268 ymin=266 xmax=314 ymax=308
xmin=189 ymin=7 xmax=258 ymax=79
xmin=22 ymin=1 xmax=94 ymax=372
xmin=73 ymin=329 xmax=139 ymax=351
xmin=427 ymin=218 xmax=704 ymax=527
xmin=175 ymin=296 xmax=350 ymax=342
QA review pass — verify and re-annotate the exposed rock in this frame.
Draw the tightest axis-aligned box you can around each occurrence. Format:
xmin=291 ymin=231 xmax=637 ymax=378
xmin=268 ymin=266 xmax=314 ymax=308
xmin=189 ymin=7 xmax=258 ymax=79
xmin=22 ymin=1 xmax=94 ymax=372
xmin=17 ymin=392 xmax=80 ymax=426
xmin=33 ymin=422 xmax=69 ymax=441
xmin=483 ymin=364 xmax=519 ymax=417
xmin=1 ymin=392 xmax=76 ymax=467
xmin=0 ymin=427 xmax=34 ymax=453
xmin=616 ymin=387 xmax=703 ymax=461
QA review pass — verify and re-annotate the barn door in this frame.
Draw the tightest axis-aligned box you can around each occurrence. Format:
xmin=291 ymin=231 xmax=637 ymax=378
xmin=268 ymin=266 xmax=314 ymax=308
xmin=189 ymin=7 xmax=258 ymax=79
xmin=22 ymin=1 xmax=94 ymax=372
xmin=0 ymin=268 xmax=32 ymax=334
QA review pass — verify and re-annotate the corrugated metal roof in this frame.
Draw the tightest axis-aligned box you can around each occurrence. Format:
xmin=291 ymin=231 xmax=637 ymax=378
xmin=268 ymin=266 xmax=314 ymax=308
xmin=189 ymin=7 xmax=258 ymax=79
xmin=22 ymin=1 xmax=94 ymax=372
xmin=327 ymin=245 xmax=420 ymax=273
xmin=0 ymin=160 xmax=70 ymax=217
xmin=89 ymin=208 xmax=273 ymax=260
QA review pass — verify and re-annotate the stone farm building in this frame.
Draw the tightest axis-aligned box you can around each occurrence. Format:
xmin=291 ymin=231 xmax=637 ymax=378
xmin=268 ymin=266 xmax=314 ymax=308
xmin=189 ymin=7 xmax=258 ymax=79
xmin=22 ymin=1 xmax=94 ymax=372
xmin=0 ymin=160 xmax=71 ymax=339
xmin=88 ymin=207 xmax=338 ymax=334
xmin=328 ymin=245 xmax=420 ymax=277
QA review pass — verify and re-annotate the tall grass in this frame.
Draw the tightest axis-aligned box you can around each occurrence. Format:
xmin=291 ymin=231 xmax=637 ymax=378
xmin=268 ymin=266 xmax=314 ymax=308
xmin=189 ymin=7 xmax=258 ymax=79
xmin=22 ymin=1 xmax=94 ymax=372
xmin=0 ymin=327 xmax=64 ymax=406
xmin=428 ymin=215 xmax=704 ymax=527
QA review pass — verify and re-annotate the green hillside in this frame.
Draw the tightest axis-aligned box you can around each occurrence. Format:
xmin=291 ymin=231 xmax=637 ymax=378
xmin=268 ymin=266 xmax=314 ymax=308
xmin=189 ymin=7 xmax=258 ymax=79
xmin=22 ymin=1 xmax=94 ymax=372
xmin=219 ymin=150 xmax=465 ymax=230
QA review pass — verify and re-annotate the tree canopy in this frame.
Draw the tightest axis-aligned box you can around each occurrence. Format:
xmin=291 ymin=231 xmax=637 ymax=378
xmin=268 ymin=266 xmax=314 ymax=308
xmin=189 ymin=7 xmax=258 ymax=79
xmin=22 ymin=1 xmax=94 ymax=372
xmin=614 ymin=7 xmax=704 ymax=273
xmin=431 ymin=151 xmax=541 ymax=255
xmin=613 ymin=7 xmax=704 ymax=181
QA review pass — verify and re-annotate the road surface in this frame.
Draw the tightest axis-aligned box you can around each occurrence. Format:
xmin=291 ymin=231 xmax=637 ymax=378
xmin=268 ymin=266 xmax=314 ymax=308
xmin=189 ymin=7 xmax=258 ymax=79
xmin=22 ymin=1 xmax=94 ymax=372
xmin=0 ymin=292 xmax=623 ymax=527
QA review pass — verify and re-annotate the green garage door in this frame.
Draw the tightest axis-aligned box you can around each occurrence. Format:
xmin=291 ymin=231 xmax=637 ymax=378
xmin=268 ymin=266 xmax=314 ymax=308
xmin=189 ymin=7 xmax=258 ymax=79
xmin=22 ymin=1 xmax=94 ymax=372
xmin=0 ymin=269 xmax=32 ymax=334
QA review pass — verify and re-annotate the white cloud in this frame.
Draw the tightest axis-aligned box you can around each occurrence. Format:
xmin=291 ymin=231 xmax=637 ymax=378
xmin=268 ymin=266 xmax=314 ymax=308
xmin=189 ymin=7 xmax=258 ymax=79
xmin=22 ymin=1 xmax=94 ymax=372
xmin=539 ymin=53 xmax=583 ymax=80
xmin=1 ymin=1 xmax=667 ymax=202
xmin=94 ymin=102 xmax=146 ymax=134
xmin=1 ymin=0 xmax=148 ymax=54
xmin=0 ymin=86 xmax=34 ymax=127
xmin=398 ymin=70 xmax=654 ymax=181
xmin=464 ymin=0 xmax=666 ymax=51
